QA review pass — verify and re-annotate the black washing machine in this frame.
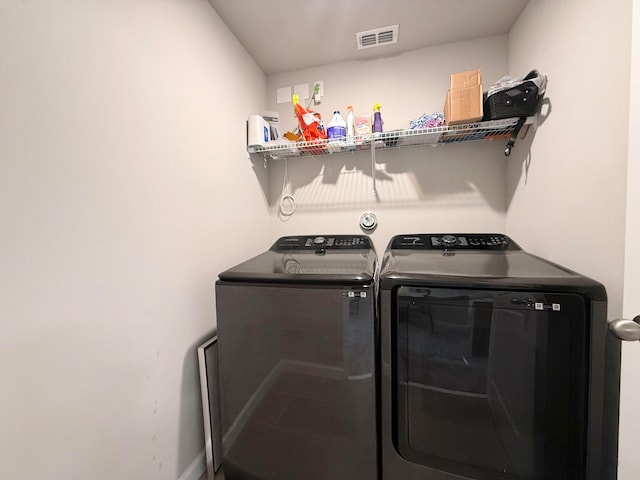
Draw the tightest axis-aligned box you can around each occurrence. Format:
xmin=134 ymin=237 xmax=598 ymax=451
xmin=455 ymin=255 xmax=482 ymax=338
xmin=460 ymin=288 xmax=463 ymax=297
xmin=215 ymin=235 xmax=378 ymax=480
xmin=379 ymin=233 xmax=620 ymax=480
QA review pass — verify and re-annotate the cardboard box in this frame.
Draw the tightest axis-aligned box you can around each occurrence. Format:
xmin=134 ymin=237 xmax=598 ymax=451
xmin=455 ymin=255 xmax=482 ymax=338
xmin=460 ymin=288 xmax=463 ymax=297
xmin=444 ymin=84 xmax=484 ymax=125
xmin=450 ymin=68 xmax=482 ymax=89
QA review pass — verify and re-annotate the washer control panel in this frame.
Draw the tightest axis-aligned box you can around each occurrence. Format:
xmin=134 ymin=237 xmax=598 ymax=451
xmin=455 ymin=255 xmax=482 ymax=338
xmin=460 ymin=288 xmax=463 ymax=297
xmin=390 ymin=233 xmax=518 ymax=250
xmin=271 ymin=235 xmax=372 ymax=251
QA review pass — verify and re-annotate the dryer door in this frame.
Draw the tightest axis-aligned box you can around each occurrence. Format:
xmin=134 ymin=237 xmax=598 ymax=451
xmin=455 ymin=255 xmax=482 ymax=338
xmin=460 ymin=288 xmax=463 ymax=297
xmin=394 ymin=287 xmax=589 ymax=480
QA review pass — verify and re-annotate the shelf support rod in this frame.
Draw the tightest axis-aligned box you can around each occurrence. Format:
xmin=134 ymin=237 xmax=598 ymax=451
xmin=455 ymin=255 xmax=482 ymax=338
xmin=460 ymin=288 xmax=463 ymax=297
xmin=371 ymin=138 xmax=377 ymax=197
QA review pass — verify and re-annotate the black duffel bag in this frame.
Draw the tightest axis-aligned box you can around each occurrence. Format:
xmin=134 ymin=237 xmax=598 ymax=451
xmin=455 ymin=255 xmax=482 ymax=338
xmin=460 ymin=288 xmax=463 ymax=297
xmin=483 ymin=70 xmax=547 ymax=121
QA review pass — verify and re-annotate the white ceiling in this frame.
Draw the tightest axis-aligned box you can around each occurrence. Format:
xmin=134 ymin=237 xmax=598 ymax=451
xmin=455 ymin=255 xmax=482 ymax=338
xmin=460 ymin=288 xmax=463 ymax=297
xmin=208 ymin=0 xmax=530 ymax=75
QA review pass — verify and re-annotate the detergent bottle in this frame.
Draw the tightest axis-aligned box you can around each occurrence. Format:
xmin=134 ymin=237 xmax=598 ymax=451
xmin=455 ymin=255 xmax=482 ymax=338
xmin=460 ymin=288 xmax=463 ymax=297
xmin=372 ymin=103 xmax=383 ymax=133
xmin=327 ymin=110 xmax=347 ymax=140
xmin=327 ymin=110 xmax=347 ymax=152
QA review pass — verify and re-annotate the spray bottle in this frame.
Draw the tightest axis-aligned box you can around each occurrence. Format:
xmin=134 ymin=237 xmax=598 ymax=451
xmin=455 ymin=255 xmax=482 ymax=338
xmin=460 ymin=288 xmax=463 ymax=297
xmin=346 ymin=106 xmax=355 ymax=139
xmin=372 ymin=103 xmax=383 ymax=134
xmin=345 ymin=105 xmax=356 ymax=150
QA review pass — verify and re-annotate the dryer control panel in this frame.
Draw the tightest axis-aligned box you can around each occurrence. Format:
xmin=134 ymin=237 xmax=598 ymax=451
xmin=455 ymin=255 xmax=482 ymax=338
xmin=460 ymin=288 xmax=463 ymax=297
xmin=271 ymin=235 xmax=372 ymax=252
xmin=390 ymin=233 xmax=519 ymax=250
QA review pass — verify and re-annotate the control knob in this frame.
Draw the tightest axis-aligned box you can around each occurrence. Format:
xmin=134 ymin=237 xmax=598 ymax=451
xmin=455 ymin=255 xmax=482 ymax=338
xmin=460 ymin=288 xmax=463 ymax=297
xmin=441 ymin=235 xmax=457 ymax=247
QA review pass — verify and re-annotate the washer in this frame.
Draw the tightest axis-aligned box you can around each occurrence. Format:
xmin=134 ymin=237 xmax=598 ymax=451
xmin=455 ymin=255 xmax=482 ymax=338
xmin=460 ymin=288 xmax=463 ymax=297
xmin=379 ymin=233 xmax=620 ymax=480
xmin=215 ymin=235 xmax=378 ymax=480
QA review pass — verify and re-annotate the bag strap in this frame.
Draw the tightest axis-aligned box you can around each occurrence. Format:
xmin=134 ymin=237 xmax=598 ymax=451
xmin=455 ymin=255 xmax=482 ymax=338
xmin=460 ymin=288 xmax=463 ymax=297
xmin=504 ymin=117 xmax=527 ymax=156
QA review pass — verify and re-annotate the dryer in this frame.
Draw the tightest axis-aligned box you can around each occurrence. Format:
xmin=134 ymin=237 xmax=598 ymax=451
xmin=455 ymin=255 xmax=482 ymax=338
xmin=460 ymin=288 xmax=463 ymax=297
xmin=379 ymin=233 xmax=620 ymax=480
xmin=215 ymin=235 xmax=378 ymax=480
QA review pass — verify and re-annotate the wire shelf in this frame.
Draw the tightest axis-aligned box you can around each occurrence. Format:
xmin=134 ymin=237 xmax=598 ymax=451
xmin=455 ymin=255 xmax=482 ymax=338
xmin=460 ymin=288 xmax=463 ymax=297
xmin=249 ymin=118 xmax=525 ymax=160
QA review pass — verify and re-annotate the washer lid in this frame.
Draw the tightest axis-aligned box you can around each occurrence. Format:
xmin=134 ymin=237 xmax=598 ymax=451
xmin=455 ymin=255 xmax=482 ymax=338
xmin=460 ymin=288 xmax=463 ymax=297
xmin=380 ymin=234 xmax=606 ymax=299
xmin=218 ymin=235 xmax=376 ymax=284
xmin=383 ymin=250 xmax=573 ymax=278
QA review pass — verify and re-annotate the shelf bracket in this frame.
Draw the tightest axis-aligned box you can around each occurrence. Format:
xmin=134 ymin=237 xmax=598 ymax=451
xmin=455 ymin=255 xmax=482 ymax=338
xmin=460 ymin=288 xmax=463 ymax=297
xmin=504 ymin=117 xmax=528 ymax=156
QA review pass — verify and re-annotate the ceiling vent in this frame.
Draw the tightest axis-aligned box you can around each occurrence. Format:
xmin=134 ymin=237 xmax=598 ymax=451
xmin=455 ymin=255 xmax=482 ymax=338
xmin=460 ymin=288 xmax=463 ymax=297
xmin=356 ymin=24 xmax=399 ymax=50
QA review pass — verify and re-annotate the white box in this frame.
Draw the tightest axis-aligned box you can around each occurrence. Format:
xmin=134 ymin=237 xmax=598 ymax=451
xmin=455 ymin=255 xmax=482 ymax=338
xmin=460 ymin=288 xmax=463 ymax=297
xmin=247 ymin=115 xmax=270 ymax=148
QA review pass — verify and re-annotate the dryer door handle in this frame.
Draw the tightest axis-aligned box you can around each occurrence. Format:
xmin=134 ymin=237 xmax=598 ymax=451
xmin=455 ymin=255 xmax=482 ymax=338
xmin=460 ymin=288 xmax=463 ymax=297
xmin=609 ymin=315 xmax=640 ymax=341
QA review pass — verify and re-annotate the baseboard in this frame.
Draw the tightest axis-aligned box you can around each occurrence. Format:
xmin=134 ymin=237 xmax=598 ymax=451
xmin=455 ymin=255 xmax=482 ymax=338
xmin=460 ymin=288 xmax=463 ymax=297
xmin=178 ymin=449 xmax=206 ymax=480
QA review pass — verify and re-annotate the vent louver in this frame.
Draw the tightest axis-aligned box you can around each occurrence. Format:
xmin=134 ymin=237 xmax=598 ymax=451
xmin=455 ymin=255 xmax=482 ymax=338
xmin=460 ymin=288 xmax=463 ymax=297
xmin=356 ymin=24 xmax=399 ymax=50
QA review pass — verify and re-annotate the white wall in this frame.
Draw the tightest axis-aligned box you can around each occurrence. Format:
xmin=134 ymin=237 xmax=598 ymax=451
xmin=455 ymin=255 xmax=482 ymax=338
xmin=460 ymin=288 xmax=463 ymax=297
xmin=619 ymin=0 xmax=640 ymax=477
xmin=506 ymin=0 xmax=631 ymax=320
xmin=507 ymin=0 xmax=634 ymax=477
xmin=265 ymin=36 xmax=511 ymax=254
xmin=0 ymin=1 xmax=269 ymax=479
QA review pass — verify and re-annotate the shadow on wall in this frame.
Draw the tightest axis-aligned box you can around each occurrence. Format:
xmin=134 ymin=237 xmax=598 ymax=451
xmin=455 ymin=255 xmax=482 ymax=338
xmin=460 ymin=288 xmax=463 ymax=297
xmin=251 ymin=141 xmax=512 ymax=213
xmin=248 ymin=156 xmax=271 ymax=210
xmin=505 ymin=97 xmax=552 ymax=207
xmin=176 ymin=328 xmax=218 ymax=479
